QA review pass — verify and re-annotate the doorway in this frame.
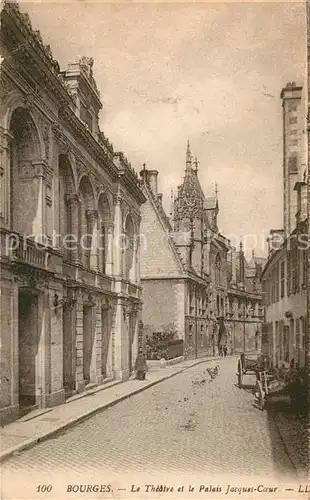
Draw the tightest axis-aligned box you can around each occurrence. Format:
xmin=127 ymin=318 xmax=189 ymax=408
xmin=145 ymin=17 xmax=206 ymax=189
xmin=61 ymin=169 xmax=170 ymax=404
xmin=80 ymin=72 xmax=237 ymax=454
xmin=83 ymin=304 xmax=94 ymax=384
xmin=18 ymin=289 xmax=39 ymax=412
xmin=63 ymin=304 xmax=75 ymax=397
xmin=101 ymin=307 xmax=109 ymax=378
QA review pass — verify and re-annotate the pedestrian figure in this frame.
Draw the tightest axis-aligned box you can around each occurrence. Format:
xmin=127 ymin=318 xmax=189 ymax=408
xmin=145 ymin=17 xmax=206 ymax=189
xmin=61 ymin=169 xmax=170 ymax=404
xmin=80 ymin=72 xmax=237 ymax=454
xmin=223 ymin=344 xmax=227 ymax=357
xmin=134 ymin=352 xmax=148 ymax=380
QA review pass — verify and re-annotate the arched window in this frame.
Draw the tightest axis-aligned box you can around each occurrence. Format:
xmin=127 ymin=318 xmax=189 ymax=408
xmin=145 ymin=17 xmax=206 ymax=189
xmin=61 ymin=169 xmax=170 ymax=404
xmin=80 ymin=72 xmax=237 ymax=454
xmin=98 ymin=194 xmax=111 ymax=274
xmin=59 ymin=155 xmax=75 ymax=260
xmin=79 ymin=176 xmax=95 ymax=268
xmin=124 ymin=215 xmax=135 ymax=280
xmin=9 ymin=107 xmax=41 ymax=235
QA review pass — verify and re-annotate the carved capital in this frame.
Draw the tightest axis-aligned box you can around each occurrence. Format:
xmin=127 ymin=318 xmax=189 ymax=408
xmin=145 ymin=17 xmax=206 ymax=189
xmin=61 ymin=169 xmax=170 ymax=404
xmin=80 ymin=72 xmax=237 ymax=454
xmin=65 ymin=193 xmax=81 ymax=206
xmin=113 ymin=193 xmax=123 ymax=208
xmin=86 ymin=209 xmax=99 ymax=222
xmin=122 ymin=300 xmax=132 ymax=319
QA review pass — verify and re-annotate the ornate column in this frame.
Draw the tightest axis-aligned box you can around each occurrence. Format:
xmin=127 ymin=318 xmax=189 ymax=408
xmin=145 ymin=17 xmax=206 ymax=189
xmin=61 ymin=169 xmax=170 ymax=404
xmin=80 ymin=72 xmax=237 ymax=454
xmin=30 ymin=160 xmax=53 ymax=242
xmin=86 ymin=210 xmax=99 ymax=272
xmin=0 ymin=128 xmax=13 ymax=228
xmin=130 ymin=235 xmax=137 ymax=283
xmin=105 ymin=224 xmax=114 ymax=276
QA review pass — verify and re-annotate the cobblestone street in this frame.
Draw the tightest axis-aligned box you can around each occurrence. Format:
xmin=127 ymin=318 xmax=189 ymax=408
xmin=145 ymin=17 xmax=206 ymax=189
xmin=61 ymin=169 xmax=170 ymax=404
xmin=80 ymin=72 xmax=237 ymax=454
xmin=1 ymin=357 xmax=299 ymax=481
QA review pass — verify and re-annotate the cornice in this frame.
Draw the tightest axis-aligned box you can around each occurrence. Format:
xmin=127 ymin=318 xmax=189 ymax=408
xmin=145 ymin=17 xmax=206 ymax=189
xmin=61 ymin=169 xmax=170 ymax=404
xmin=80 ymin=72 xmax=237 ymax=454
xmin=2 ymin=4 xmax=73 ymax=109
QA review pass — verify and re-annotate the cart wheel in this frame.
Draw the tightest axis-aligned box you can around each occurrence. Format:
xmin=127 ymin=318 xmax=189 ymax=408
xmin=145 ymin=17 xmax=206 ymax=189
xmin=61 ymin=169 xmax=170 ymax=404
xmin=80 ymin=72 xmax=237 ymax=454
xmin=237 ymin=359 xmax=242 ymax=388
xmin=256 ymin=380 xmax=265 ymax=410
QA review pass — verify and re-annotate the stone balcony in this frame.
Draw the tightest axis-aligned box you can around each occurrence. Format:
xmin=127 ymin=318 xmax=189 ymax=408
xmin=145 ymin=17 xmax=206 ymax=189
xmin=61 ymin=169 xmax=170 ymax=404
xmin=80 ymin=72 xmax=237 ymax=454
xmin=0 ymin=229 xmax=63 ymax=275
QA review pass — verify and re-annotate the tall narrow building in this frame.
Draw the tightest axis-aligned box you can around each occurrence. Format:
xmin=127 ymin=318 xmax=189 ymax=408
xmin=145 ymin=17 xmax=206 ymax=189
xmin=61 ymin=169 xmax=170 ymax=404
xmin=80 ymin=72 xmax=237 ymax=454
xmin=281 ymin=82 xmax=303 ymax=237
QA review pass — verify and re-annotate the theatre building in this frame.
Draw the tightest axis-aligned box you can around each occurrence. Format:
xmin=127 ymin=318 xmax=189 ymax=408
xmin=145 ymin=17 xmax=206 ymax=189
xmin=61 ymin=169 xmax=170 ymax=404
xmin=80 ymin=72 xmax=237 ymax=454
xmin=0 ymin=2 xmax=145 ymax=424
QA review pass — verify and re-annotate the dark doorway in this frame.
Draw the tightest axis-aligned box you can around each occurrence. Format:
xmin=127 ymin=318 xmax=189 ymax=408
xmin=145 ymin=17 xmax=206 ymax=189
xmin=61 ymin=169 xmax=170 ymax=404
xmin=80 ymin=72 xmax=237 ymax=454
xmin=83 ymin=304 xmax=94 ymax=384
xmin=18 ymin=289 xmax=39 ymax=412
xmin=63 ymin=304 xmax=76 ymax=397
xmin=101 ymin=308 xmax=109 ymax=378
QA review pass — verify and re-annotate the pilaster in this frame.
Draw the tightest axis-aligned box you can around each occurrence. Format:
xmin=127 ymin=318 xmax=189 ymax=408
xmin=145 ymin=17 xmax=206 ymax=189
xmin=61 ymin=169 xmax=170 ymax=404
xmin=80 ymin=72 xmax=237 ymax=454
xmin=113 ymin=194 xmax=123 ymax=277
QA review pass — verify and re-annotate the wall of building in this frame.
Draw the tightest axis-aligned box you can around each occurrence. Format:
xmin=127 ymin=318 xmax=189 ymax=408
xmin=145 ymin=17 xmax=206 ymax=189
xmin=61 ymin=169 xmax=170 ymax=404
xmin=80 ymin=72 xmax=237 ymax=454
xmin=0 ymin=2 xmax=144 ymax=425
xmin=140 ymin=194 xmax=181 ymax=278
xmin=141 ymin=279 xmax=185 ymax=338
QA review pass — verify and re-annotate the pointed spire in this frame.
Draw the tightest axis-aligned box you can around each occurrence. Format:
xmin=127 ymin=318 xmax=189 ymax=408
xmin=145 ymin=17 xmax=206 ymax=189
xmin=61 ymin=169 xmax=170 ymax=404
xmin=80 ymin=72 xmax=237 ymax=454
xmin=215 ymin=183 xmax=218 ymax=199
xmin=186 ymin=140 xmax=192 ymax=169
xmin=252 ymin=249 xmax=255 ymax=259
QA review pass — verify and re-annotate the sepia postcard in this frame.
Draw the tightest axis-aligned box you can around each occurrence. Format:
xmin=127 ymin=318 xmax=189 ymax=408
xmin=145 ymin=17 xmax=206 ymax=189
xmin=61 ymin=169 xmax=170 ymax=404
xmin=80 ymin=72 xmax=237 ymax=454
xmin=0 ymin=0 xmax=309 ymax=499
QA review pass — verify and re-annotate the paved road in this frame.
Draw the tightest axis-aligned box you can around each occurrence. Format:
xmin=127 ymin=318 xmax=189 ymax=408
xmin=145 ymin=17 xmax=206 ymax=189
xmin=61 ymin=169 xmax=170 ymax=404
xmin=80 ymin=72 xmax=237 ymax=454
xmin=2 ymin=357 xmax=295 ymax=479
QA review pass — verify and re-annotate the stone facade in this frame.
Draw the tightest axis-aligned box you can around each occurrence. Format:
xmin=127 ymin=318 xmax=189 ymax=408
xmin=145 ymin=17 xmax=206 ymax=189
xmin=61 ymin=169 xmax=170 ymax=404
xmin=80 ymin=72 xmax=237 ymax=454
xmin=262 ymin=81 xmax=308 ymax=368
xmin=0 ymin=2 xmax=146 ymax=425
xmin=140 ymin=144 xmax=263 ymax=357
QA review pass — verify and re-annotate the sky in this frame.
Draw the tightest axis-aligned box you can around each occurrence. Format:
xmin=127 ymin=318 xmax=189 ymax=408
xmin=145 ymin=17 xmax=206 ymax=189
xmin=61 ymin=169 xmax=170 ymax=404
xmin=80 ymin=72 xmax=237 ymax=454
xmin=21 ymin=0 xmax=307 ymax=256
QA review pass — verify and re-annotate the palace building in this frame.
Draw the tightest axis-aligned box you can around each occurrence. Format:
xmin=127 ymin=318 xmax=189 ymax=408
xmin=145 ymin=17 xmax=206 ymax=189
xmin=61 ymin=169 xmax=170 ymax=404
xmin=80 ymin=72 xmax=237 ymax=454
xmin=140 ymin=143 xmax=263 ymax=357
xmin=0 ymin=1 xmax=146 ymax=424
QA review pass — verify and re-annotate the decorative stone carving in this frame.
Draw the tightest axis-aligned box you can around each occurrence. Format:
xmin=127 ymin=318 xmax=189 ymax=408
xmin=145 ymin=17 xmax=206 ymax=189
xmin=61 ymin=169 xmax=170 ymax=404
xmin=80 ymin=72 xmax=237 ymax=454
xmin=85 ymin=209 xmax=99 ymax=223
xmin=113 ymin=193 xmax=124 ymax=208
xmin=41 ymin=123 xmax=50 ymax=160
xmin=123 ymin=300 xmax=132 ymax=319
xmin=45 ymin=186 xmax=52 ymax=207
xmin=23 ymin=89 xmax=40 ymax=111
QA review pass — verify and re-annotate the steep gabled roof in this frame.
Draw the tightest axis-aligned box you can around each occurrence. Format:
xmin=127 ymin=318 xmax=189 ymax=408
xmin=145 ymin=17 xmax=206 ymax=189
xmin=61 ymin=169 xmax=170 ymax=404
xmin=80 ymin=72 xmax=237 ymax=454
xmin=140 ymin=179 xmax=185 ymax=275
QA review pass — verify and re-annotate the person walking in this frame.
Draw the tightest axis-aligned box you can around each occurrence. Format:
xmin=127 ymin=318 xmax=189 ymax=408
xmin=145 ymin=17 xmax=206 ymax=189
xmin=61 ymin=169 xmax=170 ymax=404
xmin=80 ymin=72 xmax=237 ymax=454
xmin=223 ymin=344 xmax=227 ymax=358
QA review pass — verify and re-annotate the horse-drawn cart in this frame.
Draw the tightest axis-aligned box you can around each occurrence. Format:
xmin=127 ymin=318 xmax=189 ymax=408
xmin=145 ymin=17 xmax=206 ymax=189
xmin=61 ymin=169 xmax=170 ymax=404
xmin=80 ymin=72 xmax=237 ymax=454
xmin=236 ymin=353 xmax=268 ymax=388
xmin=255 ymin=370 xmax=288 ymax=410
xmin=255 ymin=365 xmax=307 ymax=414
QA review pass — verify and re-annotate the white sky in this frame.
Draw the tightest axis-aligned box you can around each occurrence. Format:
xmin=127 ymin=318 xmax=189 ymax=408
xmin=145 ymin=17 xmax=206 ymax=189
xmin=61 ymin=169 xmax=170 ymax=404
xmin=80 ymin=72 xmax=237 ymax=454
xmin=21 ymin=1 xmax=307 ymax=256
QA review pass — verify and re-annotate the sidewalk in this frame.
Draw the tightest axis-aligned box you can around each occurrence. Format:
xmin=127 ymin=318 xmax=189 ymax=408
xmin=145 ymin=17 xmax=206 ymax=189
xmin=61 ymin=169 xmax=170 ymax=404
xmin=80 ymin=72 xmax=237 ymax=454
xmin=0 ymin=355 xmax=220 ymax=464
xmin=271 ymin=406 xmax=309 ymax=480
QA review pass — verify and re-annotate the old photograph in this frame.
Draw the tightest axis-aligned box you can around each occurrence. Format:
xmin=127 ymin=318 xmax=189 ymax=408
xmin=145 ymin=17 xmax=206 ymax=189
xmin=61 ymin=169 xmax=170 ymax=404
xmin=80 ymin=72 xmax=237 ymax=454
xmin=0 ymin=0 xmax=309 ymax=498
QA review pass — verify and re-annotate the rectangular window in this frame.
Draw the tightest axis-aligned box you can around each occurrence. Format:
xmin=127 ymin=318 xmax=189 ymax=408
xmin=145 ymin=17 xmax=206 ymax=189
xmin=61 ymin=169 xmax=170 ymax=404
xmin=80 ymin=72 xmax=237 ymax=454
xmin=289 ymin=117 xmax=298 ymax=124
xmin=275 ymin=263 xmax=279 ymax=302
xmin=280 ymin=261 xmax=285 ymax=298
xmin=287 ymin=253 xmax=291 ymax=296
xmin=302 ymin=250 xmax=307 ymax=286
xmin=275 ymin=321 xmax=279 ymax=367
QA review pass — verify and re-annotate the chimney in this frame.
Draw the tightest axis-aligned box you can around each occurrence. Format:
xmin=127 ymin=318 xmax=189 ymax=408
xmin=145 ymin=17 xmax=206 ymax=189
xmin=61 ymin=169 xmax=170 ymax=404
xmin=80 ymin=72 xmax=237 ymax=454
xmin=139 ymin=166 xmax=159 ymax=198
xmin=146 ymin=170 xmax=158 ymax=197
xmin=157 ymin=193 xmax=163 ymax=205
xmin=280 ymin=82 xmax=303 ymax=237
